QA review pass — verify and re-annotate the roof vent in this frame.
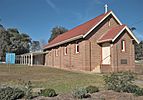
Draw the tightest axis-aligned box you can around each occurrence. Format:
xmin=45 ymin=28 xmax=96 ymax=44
xmin=104 ymin=4 xmax=108 ymax=13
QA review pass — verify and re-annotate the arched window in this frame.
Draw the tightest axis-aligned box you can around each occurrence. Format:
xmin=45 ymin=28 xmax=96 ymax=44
xmin=121 ymin=40 xmax=126 ymax=52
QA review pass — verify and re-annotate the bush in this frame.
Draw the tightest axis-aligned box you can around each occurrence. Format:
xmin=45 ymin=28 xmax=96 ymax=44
xmin=104 ymin=72 xmax=135 ymax=92
xmin=0 ymin=87 xmax=25 ymax=100
xmin=39 ymin=88 xmax=57 ymax=97
xmin=24 ymin=81 xmax=33 ymax=99
xmin=125 ymin=85 xmax=143 ymax=96
xmin=85 ymin=86 xmax=99 ymax=94
xmin=104 ymin=71 xmax=143 ymax=96
xmin=133 ymin=86 xmax=143 ymax=96
xmin=122 ymin=84 xmax=137 ymax=93
xmin=72 ymin=88 xmax=90 ymax=99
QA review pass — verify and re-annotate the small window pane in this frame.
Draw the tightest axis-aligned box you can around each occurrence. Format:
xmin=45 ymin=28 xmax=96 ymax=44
xmin=76 ymin=44 xmax=79 ymax=53
xmin=121 ymin=40 xmax=125 ymax=51
xmin=64 ymin=47 xmax=67 ymax=55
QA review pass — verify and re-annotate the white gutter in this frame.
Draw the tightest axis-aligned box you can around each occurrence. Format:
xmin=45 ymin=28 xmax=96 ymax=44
xmin=112 ymin=26 xmax=139 ymax=44
xmin=45 ymin=35 xmax=83 ymax=49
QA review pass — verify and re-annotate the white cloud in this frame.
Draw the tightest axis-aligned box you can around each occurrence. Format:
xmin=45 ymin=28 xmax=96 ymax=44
xmin=45 ymin=0 xmax=58 ymax=13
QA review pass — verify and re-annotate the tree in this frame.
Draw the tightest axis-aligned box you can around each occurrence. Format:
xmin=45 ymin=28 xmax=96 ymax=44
xmin=0 ymin=29 xmax=10 ymax=58
xmin=135 ymin=41 xmax=143 ymax=60
xmin=130 ymin=27 xmax=136 ymax=31
xmin=7 ymin=28 xmax=32 ymax=55
xmin=48 ymin=26 xmax=68 ymax=42
xmin=40 ymin=39 xmax=47 ymax=49
xmin=129 ymin=27 xmax=143 ymax=60
xmin=7 ymin=28 xmax=21 ymax=52
xmin=19 ymin=33 xmax=31 ymax=54
xmin=31 ymin=41 xmax=41 ymax=52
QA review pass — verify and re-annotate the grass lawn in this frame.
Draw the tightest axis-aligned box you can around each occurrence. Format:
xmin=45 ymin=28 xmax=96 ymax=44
xmin=0 ymin=64 xmax=104 ymax=93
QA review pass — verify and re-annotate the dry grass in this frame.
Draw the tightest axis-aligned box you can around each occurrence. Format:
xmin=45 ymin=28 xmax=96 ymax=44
xmin=0 ymin=64 xmax=104 ymax=93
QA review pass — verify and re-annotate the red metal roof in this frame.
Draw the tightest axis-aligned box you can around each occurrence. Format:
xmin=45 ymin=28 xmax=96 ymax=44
xmin=97 ymin=25 xmax=126 ymax=43
xmin=44 ymin=11 xmax=112 ymax=49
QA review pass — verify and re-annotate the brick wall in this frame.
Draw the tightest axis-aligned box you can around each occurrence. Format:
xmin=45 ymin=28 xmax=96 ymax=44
xmin=45 ymin=41 xmax=88 ymax=70
xmin=44 ymin=15 xmax=135 ymax=73
xmin=111 ymin=30 xmax=135 ymax=72
xmin=87 ymin=15 xmax=120 ymax=71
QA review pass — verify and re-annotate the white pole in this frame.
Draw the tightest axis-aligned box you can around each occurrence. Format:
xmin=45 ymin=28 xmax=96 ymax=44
xmin=24 ymin=56 xmax=25 ymax=65
xmin=29 ymin=55 xmax=30 ymax=66
xmin=21 ymin=56 xmax=23 ymax=64
xmin=20 ymin=56 xmax=21 ymax=64
xmin=31 ymin=53 xmax=33 ymax=66
xmin=25 ymin=55 xmax=27 ymax=65
xmin=20 ymin=56 xmax=22 ymax=64
xmin=26 ymin=55 xmax=28 ymax=65
xmin=27 ymin=55 xmax=29 ymax=65
xmin=22 ymin=56 xmax=24 ymax=64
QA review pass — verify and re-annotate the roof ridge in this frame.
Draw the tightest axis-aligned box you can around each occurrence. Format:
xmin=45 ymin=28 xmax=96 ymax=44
xmin=44 ymin=10 xmax=113 ymax=49
xmin=48 ymin=11 xmax=112 ymax=43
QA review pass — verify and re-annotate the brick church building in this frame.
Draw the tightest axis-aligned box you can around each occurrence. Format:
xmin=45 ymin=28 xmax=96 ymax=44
xmin=44 ymin=9 xmax=139 ymax=73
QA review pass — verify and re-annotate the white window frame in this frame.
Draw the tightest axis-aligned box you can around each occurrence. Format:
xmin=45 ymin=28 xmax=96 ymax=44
xmin=75 ymin=44 xmax=79 ymax=54
xmin=56 ymin=49 xmax=58 ymax=56
xmin=64 ymin=47 xmax=67 ymax=55
xmin=121 ymin=40 xmax=125 ymax=52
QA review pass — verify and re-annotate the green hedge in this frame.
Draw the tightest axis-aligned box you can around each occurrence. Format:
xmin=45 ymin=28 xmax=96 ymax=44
xmin=85 ymin=86 xmax=99 ymax=94
xmin=0 ymin=87 xmax=25 ymax=100
xmin=104 ymin=72 xmax=143 ymax=96
xmin=39 ymin=88 xmax=57 ymax=97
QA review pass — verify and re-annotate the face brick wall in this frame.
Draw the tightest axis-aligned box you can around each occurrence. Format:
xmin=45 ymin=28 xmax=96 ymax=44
xmin=44 ymin=15 xmax=135 ymax=73
xmin=111 ymin=30 xmax=135 ymax=72
xmin=87 ymin=16 xmax=120 ymax=71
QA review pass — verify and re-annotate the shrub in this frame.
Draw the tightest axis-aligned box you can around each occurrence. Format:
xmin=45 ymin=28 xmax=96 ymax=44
xmin=72 ymin=88 xmax=90 ymax=99
xmin=0 ymin=87 xmax=25 ymax=100
xmin=24 ymin=81 xmax=33 ymax=99
xmin=39 ymin=88 xmax=57 ymax=97
xmin=133 ymin=86 xmax=143 ymax=96
xmin=85 ymin=86 xmax=99 ymax=94
xmin=104 ymin=71 xmax=143 ymax=96
xmin=104 ymin=72 xmax=135 ymax=92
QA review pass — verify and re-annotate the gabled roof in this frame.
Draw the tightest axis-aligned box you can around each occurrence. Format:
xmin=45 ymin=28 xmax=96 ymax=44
xmin=97 ymin=25 xmax=126 ymax=43
xmin=44 ymin=10 xmax=123 ymax=49
xmin=97 ymin=25 xmax=139 ymax=44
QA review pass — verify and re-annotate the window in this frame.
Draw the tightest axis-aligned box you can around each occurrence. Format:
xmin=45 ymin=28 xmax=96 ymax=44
xmin=121 ymin=40 xmax=125 ymax=52
xmin=121 ymin=59 xmax=127 ymax=64
xmin=49 ymin=51 xmax=51 ymax=56
xmin=56 ymin=49 xmax=58 ymax=56
xmin=64 ymin=47 xmax=67 ymax=55
xmin=76 ymin=44 xmax=79 ymax=53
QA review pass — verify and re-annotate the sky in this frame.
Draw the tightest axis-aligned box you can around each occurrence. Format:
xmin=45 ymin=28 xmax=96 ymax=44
xmin=0 ymin=0 xmax=143 ymax=43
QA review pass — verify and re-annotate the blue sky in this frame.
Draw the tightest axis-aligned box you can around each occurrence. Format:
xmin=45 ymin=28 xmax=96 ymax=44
xmin=0 ymin=0 xmax=143 ymax=42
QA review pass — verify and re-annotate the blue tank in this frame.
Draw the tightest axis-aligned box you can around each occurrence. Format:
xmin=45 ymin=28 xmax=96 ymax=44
xmin=6 ymin=53 xmax=15 ymax=64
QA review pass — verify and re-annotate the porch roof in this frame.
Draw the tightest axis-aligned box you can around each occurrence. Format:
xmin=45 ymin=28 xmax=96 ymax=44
xmin=19 ymin=51 xmax=48 ymax=56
